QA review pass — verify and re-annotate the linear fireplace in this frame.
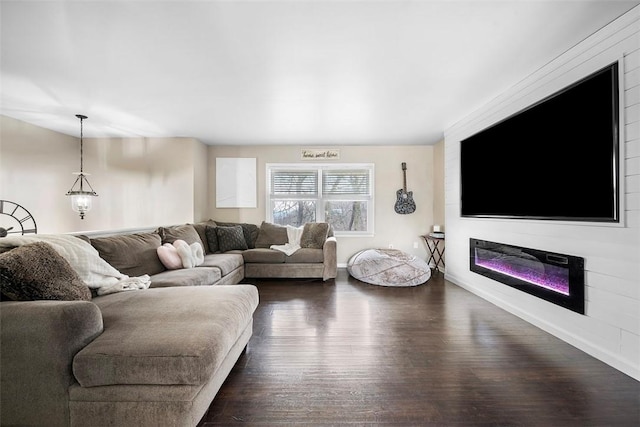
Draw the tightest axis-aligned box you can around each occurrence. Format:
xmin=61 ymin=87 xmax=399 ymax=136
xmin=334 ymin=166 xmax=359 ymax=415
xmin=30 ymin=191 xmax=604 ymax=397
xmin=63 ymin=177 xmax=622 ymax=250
xmin=470 ymin=238 xmax=585 ymax=314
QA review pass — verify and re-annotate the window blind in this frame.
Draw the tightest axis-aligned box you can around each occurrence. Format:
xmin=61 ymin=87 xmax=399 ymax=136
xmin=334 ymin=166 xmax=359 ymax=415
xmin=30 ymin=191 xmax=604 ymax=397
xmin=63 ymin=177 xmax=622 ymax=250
xmin=323 ymin=170 xmax=370 ymax=195
xmin=271 ymin=170 xmax=317 ymax=195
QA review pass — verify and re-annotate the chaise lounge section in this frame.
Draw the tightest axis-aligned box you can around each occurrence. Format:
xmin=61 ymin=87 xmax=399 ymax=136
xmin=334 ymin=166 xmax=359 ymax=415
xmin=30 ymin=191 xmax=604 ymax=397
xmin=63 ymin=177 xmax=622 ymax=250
xmin=2 ymin=286 xmax=258 ymax=427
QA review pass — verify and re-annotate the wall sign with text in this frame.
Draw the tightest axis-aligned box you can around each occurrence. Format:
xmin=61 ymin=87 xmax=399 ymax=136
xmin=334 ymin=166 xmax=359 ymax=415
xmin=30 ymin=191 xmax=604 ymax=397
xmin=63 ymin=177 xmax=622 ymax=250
xmin=301 ymin=149 xmax=340 ymax=160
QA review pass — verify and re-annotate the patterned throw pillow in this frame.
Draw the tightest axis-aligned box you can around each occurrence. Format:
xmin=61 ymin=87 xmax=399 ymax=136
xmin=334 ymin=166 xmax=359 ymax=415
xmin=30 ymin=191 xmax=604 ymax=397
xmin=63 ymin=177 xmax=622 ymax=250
xmin=0 ymin=242 xmax=92 ymax=301
xmin=216 ymin=226 xmax=248 ymax=252
xmin=214 ymin=221 xmax=259 ymax=249
xmin=300 ymin=222 xmax=329 ymax=249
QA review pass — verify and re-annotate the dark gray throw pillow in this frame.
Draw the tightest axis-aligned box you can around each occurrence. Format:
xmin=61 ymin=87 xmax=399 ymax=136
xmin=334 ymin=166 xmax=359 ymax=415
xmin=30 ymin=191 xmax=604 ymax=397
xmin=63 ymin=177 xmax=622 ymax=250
xmin=191 ymin=220 xmax=217 ymax=253
xmin=216 ymin=226 xmax=248 ymax=252
xmin=0 ymin=242 xmax=92 ymax=301
xmin=205 ymin=224 xmax=220 ymax=253
xmin=215 ymin=221 xmax=259 ymax=249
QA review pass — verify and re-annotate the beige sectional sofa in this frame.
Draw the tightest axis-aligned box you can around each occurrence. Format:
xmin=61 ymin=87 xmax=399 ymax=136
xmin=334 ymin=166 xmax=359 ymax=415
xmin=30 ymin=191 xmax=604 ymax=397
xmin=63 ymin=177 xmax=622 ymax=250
xmin=0 ymin=220 xmax=336 ymax=426
xmin=72 ymin=219 xmax=336 ymax=288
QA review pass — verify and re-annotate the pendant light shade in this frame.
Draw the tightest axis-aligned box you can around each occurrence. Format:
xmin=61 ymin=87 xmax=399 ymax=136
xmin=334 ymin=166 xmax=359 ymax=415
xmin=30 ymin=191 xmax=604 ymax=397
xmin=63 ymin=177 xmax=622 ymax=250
xmin=66 ymin=114 xmax=97 ymax=219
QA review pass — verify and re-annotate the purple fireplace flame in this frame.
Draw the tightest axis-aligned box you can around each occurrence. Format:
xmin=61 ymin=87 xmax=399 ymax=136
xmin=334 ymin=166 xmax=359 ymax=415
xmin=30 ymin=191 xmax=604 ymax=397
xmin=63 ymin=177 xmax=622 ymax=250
xmin=474 ymin=248 xmax=569 ymax=295
xmin=470 ymin=239 xmax=585 ymax=314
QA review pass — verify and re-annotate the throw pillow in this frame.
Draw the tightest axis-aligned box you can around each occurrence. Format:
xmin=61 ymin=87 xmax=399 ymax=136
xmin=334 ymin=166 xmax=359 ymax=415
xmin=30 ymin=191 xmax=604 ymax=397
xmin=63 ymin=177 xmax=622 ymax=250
xmin=254 ymin=221 xmax=288 ymax=248
xmin=157 ymin=243 xmax=183 ymax=270
xmin=215 ymin=221 xmax=259 ymax=249
xmin=191 ymin=242 xmax=204 ymax=266
xmin=216 ymin=226 xmax=248 ymax=252
xmin=205 ymin=225 xmax=219 ymax=253
xmin=157 ymin=240 xmax=204 ymax=269
xmin=0 ymin=242 xmax=92 ymax=301
xmin=173 ymin=239 xmax=204 ymax=268
xmin=300 ymin=222 xmax=329 ymax=249
xmin=173 ymin=239 xmax=194 ymax=268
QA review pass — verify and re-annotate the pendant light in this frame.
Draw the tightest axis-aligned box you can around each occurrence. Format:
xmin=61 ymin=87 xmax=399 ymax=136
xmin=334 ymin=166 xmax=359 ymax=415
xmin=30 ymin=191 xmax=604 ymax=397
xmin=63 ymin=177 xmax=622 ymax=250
xmin=66 ymin=114 xmax=97 ymax=219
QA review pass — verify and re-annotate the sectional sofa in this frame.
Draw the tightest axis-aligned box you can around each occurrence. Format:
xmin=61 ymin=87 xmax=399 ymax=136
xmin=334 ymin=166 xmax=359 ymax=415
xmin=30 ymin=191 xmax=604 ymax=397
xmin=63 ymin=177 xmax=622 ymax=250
xmin=81 ymin=219 xmax=337 ymax=287
xmin=0 ymin=220 xmax=336 ymax=426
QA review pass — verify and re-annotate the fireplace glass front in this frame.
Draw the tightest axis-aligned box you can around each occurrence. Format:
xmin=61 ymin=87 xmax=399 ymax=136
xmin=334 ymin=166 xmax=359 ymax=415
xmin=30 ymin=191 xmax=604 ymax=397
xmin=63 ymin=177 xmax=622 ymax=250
xmin=470 ymin=238 xmax=585 ymax=314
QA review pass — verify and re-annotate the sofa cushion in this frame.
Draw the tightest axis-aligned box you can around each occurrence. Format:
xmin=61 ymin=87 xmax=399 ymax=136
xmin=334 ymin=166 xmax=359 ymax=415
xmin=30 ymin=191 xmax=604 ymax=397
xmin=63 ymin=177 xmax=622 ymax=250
xmin=254 ymin=221 xmax=288 ymax=248
xmin=216 ymin=226 xmax=248 ymax=252
xmin=215 ymin=221 xmax=259 ymax=249
xmin=200 ymin=253 xmax=244 ymax=275
xmin=149 ymin=267 xmax=222 ymax=288
xmin=0 ymin=242 xmax=92 ymax=301
xmin=73 ymin=285 xmax=259 ymax=387
xmin=204 ymin=225 xmax=220 ymax=253
xmin=284 ymin=247 xmax=324 ymax=263
xmin=242 ymin=248 xmax=286 ymax=264
xmin=191 ymin=220 xmax=217 ymax=253
xmin=91 ymin=232 xmax=165 ymax=277
xmin=300 ymin=222 xmax=329 ymax=249
xmin=158 ymin=224 xmax=203 ymax=247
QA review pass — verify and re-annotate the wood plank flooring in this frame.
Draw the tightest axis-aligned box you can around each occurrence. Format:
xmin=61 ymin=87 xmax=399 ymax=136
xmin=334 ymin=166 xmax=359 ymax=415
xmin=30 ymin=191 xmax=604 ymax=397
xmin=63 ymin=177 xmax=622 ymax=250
xmin=198 ymin=269 xmax=640 ymax=426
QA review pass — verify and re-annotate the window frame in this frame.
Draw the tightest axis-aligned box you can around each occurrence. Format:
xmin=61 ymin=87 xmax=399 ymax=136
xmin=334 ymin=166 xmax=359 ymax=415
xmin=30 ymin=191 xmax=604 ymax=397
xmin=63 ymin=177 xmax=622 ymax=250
xmin=266 ymin=163 xmax=375 ymax=237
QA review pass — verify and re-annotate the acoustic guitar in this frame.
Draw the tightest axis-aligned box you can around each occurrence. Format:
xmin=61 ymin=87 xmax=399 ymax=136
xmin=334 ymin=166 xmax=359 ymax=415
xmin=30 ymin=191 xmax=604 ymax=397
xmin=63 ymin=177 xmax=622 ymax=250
xmin=394 ymin=162 xmax=416 ymax=214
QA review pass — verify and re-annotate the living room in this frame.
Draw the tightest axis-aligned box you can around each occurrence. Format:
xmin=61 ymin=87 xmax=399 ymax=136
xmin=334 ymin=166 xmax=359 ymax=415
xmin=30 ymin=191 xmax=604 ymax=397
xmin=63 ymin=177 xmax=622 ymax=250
xmin=1 ymin=1 xmax=639 ymax=425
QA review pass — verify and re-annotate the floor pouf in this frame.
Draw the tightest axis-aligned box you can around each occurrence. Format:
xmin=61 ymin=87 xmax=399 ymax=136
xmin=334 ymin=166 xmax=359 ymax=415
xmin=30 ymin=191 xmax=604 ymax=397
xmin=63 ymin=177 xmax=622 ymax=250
xmin=347 ymin=248 xmax=431 ymax=287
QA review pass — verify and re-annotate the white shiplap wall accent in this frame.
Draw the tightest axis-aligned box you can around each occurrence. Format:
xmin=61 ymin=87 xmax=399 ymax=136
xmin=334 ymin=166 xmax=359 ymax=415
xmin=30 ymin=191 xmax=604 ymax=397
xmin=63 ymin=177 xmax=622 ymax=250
xmin=444 ymin=6 xmax=640 ymax=380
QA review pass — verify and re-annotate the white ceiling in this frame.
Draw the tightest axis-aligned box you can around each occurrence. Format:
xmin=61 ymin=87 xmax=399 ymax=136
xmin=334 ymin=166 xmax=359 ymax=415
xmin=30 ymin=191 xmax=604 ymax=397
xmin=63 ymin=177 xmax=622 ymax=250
xmin=1 ymin=1 xmax=638 ymax=146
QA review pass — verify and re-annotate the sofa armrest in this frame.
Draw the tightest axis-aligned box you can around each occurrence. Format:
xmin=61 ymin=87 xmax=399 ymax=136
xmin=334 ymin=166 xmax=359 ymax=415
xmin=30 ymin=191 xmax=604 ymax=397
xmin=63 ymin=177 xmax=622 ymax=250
xmin=322 ymin=236 xmax=337 ymax=281
xmin=1 ymin=300 xmax=103 ymax=426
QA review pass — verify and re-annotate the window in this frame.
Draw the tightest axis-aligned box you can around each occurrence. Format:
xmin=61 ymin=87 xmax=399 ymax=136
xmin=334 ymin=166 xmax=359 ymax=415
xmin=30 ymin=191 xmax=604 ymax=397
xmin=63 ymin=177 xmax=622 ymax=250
xmin=267 ymin=163 xmax=374 ymax=236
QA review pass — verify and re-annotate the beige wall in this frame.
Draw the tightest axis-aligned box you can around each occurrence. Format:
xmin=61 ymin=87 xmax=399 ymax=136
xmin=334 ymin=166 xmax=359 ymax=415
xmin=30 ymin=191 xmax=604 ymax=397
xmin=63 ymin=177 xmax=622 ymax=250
xmin=1 ymin=115 xmax=444 ymax=265
xmin=192 ymin=139 xmax=209 ymax=222
xmin=1 ymin=116 xmax=80 ymax=233
xmin=1 ymin=116 xmax=205 ymax=234
xmin=209 ymin=145 xmax=437 ymax=264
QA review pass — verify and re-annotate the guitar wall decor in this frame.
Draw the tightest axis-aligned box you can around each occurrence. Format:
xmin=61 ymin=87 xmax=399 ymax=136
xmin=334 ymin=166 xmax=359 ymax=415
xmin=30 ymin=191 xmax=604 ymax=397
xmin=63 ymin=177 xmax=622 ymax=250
xmin=394 ymin=162 xmax=416 ymax=214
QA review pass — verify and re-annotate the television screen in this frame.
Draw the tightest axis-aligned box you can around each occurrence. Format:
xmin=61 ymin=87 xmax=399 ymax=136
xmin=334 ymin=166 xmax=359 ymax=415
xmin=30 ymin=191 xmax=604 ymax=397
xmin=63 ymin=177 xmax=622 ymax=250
xmin=460 ymin=62 xmax=619 ymax=222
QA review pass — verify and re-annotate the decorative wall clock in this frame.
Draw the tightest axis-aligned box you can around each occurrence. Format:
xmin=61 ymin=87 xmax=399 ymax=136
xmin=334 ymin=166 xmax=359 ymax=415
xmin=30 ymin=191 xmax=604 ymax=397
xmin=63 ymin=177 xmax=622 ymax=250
xmin=0 ymin=200 xmax=38 ymax=237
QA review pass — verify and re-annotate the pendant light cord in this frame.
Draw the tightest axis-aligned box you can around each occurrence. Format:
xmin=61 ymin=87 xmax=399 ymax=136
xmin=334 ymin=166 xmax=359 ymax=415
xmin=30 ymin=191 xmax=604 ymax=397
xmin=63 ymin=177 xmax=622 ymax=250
xmin=79 ymin=116 xmax=84 ymax=174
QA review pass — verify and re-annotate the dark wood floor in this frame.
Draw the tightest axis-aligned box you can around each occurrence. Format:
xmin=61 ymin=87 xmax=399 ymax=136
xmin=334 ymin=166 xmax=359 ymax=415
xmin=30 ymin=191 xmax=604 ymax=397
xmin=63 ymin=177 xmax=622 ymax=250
xmin=198 ymin=269 xmax=640 ymax=426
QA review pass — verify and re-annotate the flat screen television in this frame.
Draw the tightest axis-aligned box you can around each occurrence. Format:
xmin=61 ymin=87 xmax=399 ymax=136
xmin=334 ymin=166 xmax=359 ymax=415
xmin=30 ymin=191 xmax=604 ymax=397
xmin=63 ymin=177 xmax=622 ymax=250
xmin=460 ymin=62 xmax=620 ymax=222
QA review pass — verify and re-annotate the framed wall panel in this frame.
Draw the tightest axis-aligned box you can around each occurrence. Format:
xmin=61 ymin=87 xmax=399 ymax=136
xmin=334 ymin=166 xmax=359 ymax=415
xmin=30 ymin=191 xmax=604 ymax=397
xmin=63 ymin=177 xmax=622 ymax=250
xmin=216 ymin=157 xmax=257 ymax=208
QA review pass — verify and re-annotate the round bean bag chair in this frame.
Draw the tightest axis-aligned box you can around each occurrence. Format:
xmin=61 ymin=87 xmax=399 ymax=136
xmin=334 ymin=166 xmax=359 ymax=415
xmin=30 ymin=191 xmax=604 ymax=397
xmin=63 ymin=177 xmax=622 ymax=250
xmin=347 ymin=248 xmax=431 ymax=287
